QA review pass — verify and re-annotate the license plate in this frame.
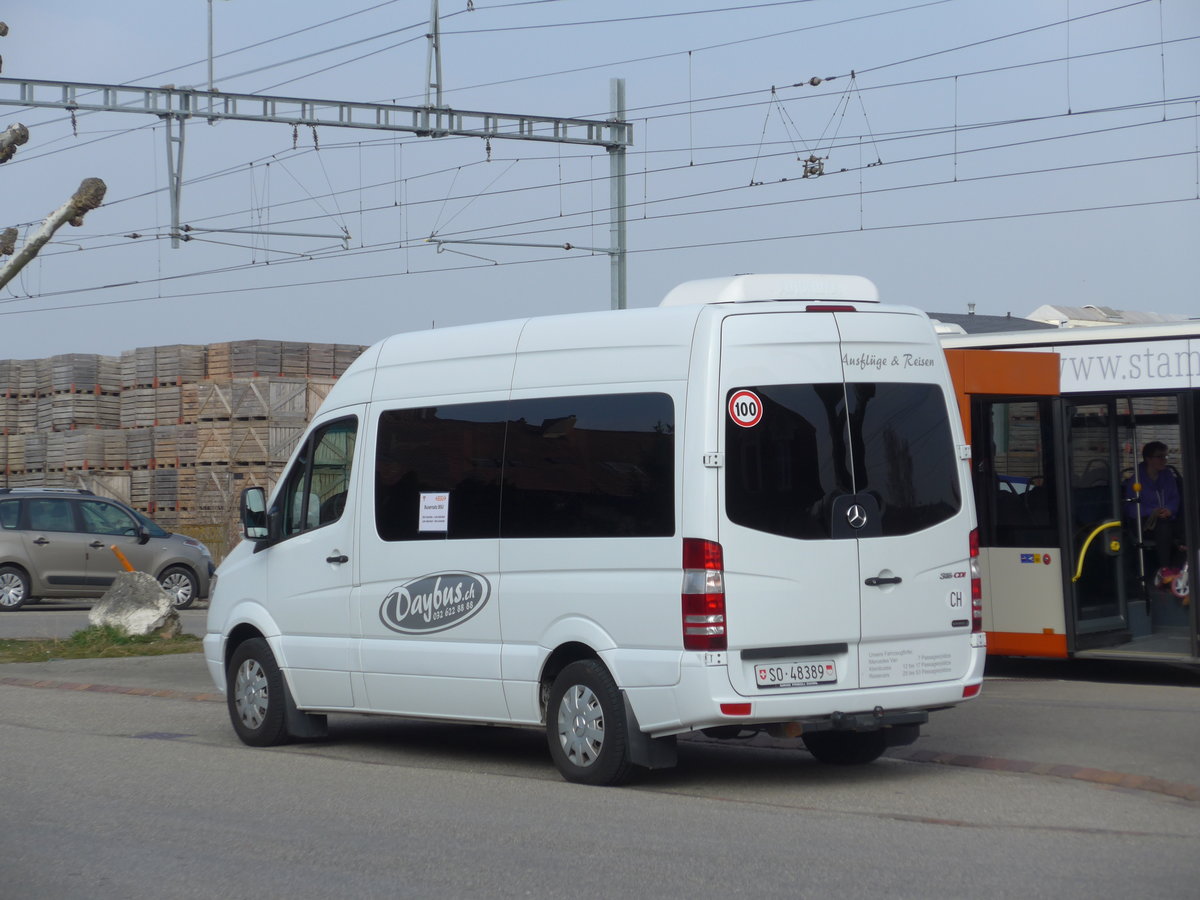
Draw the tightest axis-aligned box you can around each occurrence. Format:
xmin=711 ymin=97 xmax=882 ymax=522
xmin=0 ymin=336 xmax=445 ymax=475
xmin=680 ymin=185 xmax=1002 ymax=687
xmin=754 ymin=659 xmax=837 ymax=689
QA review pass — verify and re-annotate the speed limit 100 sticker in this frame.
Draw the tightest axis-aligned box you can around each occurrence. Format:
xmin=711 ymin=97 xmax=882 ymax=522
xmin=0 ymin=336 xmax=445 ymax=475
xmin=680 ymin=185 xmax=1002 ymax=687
xmin=728 ymin=390 xmax=763 ymax=428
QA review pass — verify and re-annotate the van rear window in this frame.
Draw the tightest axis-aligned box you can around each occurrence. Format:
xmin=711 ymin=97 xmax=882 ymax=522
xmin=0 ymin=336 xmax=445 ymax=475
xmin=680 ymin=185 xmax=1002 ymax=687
xmin=725 ymin=382 xmax=960 ymax=539
xmin=375 ymin=393 xmax=674 ymax=541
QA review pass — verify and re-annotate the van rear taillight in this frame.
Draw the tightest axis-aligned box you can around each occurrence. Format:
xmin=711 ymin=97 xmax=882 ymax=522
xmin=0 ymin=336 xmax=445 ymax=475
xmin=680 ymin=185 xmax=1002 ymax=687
xmin=682 ymin=538 xmax=726 ymax=651
xmin=805 ymin=304 xmax=857 ymax=312
xmin=969 ymin=528 xmax=983 ymax=633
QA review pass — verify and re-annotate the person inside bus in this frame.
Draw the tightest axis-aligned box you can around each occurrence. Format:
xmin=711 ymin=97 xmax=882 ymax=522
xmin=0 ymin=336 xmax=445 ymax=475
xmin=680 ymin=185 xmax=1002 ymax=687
xmin=1123 ymin=441 xmax=1183 ymax=586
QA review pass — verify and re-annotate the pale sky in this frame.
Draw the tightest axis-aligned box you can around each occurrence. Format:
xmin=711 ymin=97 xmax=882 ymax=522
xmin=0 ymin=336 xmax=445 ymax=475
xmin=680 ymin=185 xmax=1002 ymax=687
xmin=2 ymin=0 xmax=1197 ymax=360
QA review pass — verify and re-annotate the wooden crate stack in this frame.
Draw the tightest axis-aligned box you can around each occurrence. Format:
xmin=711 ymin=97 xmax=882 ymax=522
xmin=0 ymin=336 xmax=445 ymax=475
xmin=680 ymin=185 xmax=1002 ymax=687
xmin=0 ymin=340 xmax=364 ymax=558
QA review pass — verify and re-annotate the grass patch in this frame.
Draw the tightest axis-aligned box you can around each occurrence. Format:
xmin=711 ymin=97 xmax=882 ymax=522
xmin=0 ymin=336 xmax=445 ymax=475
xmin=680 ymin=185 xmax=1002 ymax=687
xmin=0 ymin=626 xmax=202 ymax=664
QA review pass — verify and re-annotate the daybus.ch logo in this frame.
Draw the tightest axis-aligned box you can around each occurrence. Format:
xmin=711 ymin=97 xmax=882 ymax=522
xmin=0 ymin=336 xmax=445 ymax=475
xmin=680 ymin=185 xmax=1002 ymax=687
xmin=379 ymin=572 xmax=491 ymax=634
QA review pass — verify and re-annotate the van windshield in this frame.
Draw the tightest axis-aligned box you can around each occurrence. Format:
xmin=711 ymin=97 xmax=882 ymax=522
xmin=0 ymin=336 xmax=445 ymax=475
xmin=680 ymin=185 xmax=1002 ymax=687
xmin=725 ymin=382 xmax=960 ymax=539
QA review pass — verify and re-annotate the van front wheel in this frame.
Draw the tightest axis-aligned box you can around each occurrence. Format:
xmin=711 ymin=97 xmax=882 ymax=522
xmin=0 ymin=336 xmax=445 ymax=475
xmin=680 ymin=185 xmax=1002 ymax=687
xmin=802 ymin=729 xmax=888 ymax=765
xmin=227 ymin=638 xmax=291 ymax=747
xmin=547 ymin=660 xmax=635 ymax=786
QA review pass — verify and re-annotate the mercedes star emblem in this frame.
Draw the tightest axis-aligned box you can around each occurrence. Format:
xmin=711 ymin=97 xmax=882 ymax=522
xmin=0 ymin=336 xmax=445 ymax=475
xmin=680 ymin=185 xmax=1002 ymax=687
xmin=847 ymin=504 xmax=868 ymax=529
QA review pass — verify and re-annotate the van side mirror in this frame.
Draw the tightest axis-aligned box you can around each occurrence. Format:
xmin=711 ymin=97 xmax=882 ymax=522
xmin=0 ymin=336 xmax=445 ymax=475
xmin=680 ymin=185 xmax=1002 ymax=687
xmin=240 ymin=487 xmax=269 ymax=541
xmin=137 ymin=525 xmax=151 ymax=545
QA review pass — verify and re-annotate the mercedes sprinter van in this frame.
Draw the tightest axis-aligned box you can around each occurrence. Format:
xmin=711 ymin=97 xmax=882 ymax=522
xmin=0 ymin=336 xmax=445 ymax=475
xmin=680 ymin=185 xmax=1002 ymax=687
xmin=205 ymin=274 xmax=985 ymax=785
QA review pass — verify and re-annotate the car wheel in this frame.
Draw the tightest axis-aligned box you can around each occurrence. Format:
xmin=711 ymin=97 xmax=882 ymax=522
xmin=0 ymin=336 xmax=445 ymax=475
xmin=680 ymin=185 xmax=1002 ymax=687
xmin=227 ymin=638 xmax=292 ymax=747
xmin=159 ymin=566 xmax=198 ymax=609
xmin=802 ymin=730 xmax=888 ymax=765
xmin=0 ymin=565 xmax=31 ymax=611
xmin=546 ymin=659 xmax=635 ymax=786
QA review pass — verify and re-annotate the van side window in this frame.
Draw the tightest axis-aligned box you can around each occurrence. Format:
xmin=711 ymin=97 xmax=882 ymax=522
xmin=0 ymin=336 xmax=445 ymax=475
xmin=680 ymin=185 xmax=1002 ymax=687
xmin=375 ymin=403 xmax=505 ymax=541
xmin=277 ymin=417 xmax=357 ymax=538
xmin=0 ymin=499 xmax=18 ymax=529
xmin=726 ymin=382 xmax=960 ymax=540
xmin=374 ymin=393 xmax=675 ymax=541
xmin=503 ymin=393 xmax=674 ymax=538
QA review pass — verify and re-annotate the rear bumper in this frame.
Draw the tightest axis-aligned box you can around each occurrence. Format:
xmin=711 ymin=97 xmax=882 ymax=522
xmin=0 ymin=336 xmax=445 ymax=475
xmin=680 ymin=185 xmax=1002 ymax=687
xmin=625 ymin=644 xmax=986 ymax=738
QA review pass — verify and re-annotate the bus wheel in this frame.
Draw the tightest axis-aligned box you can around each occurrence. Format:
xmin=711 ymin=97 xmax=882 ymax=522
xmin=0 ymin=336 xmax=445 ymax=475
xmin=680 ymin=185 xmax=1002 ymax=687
xmin=227 ymin=638 xmax=292 ymax=747
xmin=547 ymin=660 xmax=635 ymax=786
xmin=802 ymin=729 xmax=888 ymax=765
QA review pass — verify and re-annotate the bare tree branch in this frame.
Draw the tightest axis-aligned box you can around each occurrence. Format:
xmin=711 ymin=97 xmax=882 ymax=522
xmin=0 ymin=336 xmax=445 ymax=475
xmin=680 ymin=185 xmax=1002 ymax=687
xmin=0 ymin=122 xmax=29 ymax=164
xmin=0 ymin=178 xmax=107 ymax=291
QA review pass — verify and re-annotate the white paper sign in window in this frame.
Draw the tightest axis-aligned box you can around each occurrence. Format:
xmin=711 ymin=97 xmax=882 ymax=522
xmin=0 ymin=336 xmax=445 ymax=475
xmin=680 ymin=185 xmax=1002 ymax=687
xmin=418 ymin=492 xmax=450 ymax=532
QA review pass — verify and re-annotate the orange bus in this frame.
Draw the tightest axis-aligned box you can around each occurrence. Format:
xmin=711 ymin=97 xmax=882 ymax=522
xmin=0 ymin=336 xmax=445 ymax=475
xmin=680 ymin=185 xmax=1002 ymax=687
xmin=942 ymin=321 xmax=1197 ymax=663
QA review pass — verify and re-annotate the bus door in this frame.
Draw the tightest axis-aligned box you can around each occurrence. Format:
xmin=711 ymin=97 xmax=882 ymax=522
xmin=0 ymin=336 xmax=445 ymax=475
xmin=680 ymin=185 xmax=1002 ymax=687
xmin=974 ymin=398 xmax=1067 ymax=656
xmin=1064 ymin=400 xmax=1130 ymax=648
xmin=1113 ymin=395 xmax=1191 ymax=655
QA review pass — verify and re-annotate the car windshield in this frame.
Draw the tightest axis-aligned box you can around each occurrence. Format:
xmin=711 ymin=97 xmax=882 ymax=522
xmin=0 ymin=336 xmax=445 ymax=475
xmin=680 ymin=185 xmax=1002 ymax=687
xmin=132 ymin=508 xmax=170 ymax=538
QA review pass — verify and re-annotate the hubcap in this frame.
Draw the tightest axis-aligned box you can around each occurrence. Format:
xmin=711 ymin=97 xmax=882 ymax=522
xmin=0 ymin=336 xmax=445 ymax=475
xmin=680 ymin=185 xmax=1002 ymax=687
xmin=233 ymin=659 xmax=269 ymax=729
xmin=556 ymin=684 xmax=604 ymax=768
xmin=162 ymin=573 xmax=193 ymax=606
xmin=0 ymin=573 xmax=25 ymax=607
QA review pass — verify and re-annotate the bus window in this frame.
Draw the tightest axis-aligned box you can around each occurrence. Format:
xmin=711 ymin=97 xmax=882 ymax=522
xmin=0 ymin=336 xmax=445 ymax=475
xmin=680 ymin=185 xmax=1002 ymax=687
xmin=980 ymin=400 xmax=1057 ymax=547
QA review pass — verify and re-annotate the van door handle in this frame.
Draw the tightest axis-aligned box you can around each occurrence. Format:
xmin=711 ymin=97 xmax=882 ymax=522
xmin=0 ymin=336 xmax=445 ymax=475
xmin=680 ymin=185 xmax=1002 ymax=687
xmin=89 ymin=541 xmax=106 ymax=549
xmin=33 ymin=537 xmax=50 ymax=545
xmin=865 ymin=576 xmax=902 ymax=587
xmin=326 ymin=554 xmax=349 ymax=564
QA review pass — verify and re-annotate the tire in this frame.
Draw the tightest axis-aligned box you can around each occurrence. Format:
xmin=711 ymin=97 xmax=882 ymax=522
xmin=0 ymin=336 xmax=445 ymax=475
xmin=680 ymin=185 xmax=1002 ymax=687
xmin=802 ymin=729 xmax=888 ymax=765
xmin=0 ymin=565 xmax=31 ymax=611
xmin=159 ymin=566 xmax=198 ymax=609
xmin=546 ymin=660 xmax=635 ymax=786
xmin=226 ymin=638 xmax=292 ymax=747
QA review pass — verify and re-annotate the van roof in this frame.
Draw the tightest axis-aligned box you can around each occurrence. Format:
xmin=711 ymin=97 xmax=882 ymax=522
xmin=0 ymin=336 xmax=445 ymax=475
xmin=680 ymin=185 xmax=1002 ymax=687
xmin=659 ymin=274 xmax=880 ymax=307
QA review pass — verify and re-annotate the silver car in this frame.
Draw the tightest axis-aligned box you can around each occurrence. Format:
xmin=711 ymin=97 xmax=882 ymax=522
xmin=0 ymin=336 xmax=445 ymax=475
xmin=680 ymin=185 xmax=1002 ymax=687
xmin=0 ymin=488 xmax=214 ymax=611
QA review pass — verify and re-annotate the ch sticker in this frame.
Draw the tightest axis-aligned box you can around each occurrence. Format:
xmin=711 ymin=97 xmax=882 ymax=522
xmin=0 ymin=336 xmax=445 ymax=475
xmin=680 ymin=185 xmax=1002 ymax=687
xmin=728 ymin=390 xmax=763 ymax=428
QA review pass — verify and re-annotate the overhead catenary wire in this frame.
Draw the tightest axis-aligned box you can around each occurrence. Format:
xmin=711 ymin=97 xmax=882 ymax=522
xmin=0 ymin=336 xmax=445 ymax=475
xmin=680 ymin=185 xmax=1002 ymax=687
xmin=24 ymin=92 xmax=1198 ymax=247
xmin=2 ymin=0 xmax=1194 ymax=322
xmin=8 ymin=26 xmax=1194 ymax=184
xmin=10 ymin=117 xmax=1196 ymax=300
xmin=2 ymin=195 xmax=1192 ymax=319
xmin=14 ymin=107 xmax=1198 ymax=275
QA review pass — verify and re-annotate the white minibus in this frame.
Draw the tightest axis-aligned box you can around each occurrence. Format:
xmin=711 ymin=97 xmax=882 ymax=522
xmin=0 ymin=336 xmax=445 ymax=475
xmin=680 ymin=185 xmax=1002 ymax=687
xmin=205 ymin=274 xmax=986 ymax=785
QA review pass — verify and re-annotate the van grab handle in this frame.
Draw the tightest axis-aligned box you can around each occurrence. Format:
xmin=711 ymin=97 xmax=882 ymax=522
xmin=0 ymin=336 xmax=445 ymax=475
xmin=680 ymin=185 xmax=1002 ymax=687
xmin=864 ymin=576 xmax=902 ymax=586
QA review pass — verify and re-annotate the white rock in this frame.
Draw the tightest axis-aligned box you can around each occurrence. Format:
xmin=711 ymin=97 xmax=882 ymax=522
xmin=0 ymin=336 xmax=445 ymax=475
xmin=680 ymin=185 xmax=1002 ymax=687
xmin=88 ymin=571 xmax=182 ymax=638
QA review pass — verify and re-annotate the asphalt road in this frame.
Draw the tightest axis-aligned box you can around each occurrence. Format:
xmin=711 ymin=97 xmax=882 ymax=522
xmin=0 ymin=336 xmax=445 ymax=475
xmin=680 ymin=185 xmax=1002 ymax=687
xmin=2 ymin=607 xmax=1199 ymax=897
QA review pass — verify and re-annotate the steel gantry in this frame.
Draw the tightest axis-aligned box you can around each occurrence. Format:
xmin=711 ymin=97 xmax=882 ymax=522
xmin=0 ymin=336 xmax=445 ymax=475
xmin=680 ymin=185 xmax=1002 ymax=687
xmin=0 ymin=75 xmax=634 ymax=307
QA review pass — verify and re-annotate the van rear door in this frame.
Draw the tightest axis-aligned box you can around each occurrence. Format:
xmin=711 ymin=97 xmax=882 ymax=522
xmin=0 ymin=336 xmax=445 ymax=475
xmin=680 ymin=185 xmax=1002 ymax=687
xmin=834 ymin=310 xmax=973 ymax=688
xmin=718 ymin=308 xmax=971 ymax=697
xmin=718 ymin=311 xmax=864 ymax=692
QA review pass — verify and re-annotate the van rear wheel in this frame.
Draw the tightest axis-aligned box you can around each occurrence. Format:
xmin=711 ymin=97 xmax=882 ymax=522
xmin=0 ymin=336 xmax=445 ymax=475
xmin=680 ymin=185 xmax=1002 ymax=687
xmin=547 ymin=660 xmax=635 ymax=786
xmin=802 ymin=729 xmax=888 ymax=765
xmin=227 ymin=638 xmax=292 ymax=747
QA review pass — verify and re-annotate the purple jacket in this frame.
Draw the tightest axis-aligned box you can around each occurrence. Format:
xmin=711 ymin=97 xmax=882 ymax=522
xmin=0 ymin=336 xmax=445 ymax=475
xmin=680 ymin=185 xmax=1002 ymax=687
xmin=1124 ymin=462 xmax=1181 ymax=521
